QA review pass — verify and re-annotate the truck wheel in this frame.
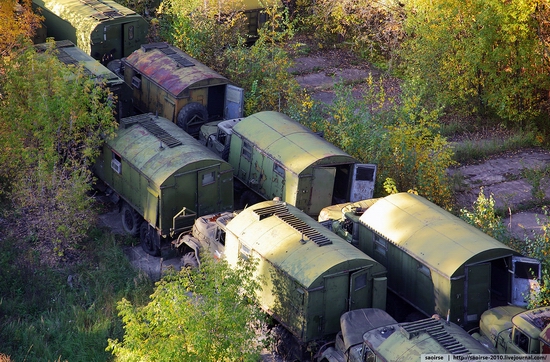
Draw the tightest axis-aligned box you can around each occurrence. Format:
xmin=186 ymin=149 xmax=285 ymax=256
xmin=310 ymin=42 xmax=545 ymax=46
xmin=181 ymin=252 xmax=199 ymax=268
xmin=140 ymin=222 xmax=161 ymax=257
xmin=121 ymin=202 xmax=142 ymax=237
xmin=176 ymin=102 xmax=208 ymax=138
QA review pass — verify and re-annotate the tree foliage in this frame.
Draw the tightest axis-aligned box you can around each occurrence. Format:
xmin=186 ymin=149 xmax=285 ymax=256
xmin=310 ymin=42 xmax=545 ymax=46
xmin=378 ymin=94 xmax=455 ymax=208
xmin=460 ymin=190 xmax=550 ymax=307
xmin=0 ymin=47 xmax=117 ymax=262
xmin=107 ymin=256 xmax=268 ymax=362
xmin=401 ymin=0 xmax=550 ymax=122
xmin=305 ymin=81 xmax=454 ymax=206
xmin=158 ymin=0 xmax=249 ymax=67
xmin=300 ymin=0 xmax=405 ymax=66
xmin=0 ymin=0 xmax=42 ymax=58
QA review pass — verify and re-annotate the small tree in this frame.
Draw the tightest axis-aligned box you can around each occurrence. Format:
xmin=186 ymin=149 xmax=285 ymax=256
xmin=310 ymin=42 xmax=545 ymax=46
xmin=378 ymin=94 xmax=455 ymax=208
xmin=460 ymin=188 xmax=510 ymax=242
xmin=0 ymin=47 xmax=117 ymax=262
xmin=158 ymin=0 xmax=248 ymax=67
xmin=107 ymin=256 xmax=269 ymax=362
xmin=401 ymin=0 xmax=549 ymax=123
xmin=0 ymin=0 xmax=42 ymax=58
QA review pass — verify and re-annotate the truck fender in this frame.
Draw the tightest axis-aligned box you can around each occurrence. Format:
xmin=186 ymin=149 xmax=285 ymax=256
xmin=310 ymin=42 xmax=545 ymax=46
xmin=174 ymin=234 xmax=201 ymax=259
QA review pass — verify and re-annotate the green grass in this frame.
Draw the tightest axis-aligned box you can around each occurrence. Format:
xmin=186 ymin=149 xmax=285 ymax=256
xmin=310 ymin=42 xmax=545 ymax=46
xmin=451 ymin=131 xmax=540 ymax=164
xmin=0 ymin=229 xmax=153 ymax=362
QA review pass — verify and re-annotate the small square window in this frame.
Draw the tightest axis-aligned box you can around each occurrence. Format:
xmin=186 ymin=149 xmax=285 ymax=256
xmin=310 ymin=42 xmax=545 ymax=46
xmin=202 ymin=171 xmax=215 ymax=186
xmin=242 ymin=142 xmax=252 ymax=160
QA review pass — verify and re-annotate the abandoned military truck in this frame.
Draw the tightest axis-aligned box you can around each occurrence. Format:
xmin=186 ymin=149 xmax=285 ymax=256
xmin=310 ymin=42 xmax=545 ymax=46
xmin=318 ymin=192 xmax=541 ymax=330
xmin=121 ymin=42 xmax=244 ymax=138
xmin=201 ymin=111 xmax=377 ymax=217
xmin=174 ymin=200 xmax=387 ymax=360
xmin=316 ymin=308 xmax=492 ymax=362
xmin=32 ymin=0 xmax=148 ymax=62
xmin=35 ymin=40 xmax=133 ymax=120
xmin=473 ymin=306 xmax=550 ymax=355
xmin=93 ymin=113 xmax=234 ymax=256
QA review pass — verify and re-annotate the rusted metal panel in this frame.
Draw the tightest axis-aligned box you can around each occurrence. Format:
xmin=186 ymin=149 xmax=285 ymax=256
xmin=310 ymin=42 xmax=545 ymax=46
xmin=122 ymin=43 xmax=229 ymax=99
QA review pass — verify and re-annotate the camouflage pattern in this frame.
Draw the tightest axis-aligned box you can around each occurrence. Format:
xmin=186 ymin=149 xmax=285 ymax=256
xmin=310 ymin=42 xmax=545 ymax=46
xmin=33 ymin=0 xmax=148 ymax=61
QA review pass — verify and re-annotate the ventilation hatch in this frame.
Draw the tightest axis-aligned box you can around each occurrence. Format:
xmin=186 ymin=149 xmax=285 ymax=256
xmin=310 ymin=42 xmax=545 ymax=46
xmin=252 ymin=203 xmax=332 ymax=246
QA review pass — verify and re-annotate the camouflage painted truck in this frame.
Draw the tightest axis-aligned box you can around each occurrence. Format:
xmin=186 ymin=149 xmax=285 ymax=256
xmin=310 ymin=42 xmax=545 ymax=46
xmin=316 ymin=308 xmax=492 ymax=362
xmin=32 ymin=0 xmax=148 ymax=62
xmin=121 ymin=42 xmax=244 ymax=138
xmin=35 ymin=40 xmax=133 ymax=120
xmin=200 ymin=111 xmax=377 ymax=217
xmin=174 ymin=200 xmax=387 ymax=360
xmin=472 ymin=306 xmax=550 ymax=355
xmin=93 ymin=113 xmax=234 ymax=256
xmin=318 ymin=193 xmax=541 ymax=330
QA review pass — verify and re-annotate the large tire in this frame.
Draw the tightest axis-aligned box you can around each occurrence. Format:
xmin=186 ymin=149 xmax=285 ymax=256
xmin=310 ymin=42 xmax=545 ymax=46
xmin=140 ymin=222 xmax=161 ymax=257
xmin=181 ymin=252 xmax=199 ymax=268
xmin=176 ymin=102 xmax=208 ymax=138
xmin=121 ymin=202 xmax=142 ymax=237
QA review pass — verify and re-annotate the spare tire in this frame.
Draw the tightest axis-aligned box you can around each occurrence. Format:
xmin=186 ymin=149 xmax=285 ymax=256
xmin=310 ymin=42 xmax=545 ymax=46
xmin=176 ymin=102 xmax=208 ymax=138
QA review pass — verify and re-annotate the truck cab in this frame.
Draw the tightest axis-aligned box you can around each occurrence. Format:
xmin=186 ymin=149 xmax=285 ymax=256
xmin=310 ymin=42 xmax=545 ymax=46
xmin=199 ymin=118 xmax=242 ymax=161
xmin=173 ymin=211 xmax=236 ymax=265
xmin=317 ymin=308 xmax=492 ymax=362
xmin=475 ymin=306 xmax=550 ymax=355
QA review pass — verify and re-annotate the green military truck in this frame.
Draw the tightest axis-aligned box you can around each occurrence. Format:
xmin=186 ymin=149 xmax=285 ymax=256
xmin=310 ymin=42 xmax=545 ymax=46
xmin=174 ymin=200 xmax=387 ymax=360
xmin=35 ymin=40 xmax=133 ymax=120
xmin=32 ymin=0 xmax=148 ymax=62
xmin=121 ymin=42 xmax=244 ymax=138
xmin=93 ymin=113 xmax=234 ymax=256
xmin=472 ymin=306 xmax=550 ymax=355
xmin=316 ymin=308 xmax=492 ymax=362
xmin=200 ymin=111 xmax=377 ymax=217
xmin=318 ymin=193 xmax=541 ymax=330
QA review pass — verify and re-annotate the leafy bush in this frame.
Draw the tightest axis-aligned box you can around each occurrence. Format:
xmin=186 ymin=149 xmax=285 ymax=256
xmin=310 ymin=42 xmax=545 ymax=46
xmin=107 ymin=255 xmax=268 ymax=362
xmin=158 ymin=0 xmax=248 ymax=67
xmin=0 ymin=47 xmax=117 ymax=263
xmin=401 ymin=0 xmax=550 ymax=123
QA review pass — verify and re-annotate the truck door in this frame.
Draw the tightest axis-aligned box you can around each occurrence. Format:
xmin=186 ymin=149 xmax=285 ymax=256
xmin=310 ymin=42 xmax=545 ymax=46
xmin=464 ymin=263 xmax=491 ymax=324
xmin=224 ymin=85 xmax=244 ymax=119
xmin=349 ymin=268 xmax=371 ymax=310
xmin=310 ymin=167 xmax=336 ymax=216
xmin=349 ymin=164 xmax=377 ymax=202
xmin=511 ymin=256 xmax=541 ymax=307
xmin=122 ymin=21 xmax=141 ymax=57
xmin=197 ymin=165 xmax=221 ymax=215
xmin=323 ymin=273 xmax=349 ymax=335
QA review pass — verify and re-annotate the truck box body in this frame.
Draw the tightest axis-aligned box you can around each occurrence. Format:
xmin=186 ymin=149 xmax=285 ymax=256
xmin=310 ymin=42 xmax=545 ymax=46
xmin=228 ymin=111 xmax=376 ymax=216
xmin=223 ymin=201 xmax=387 ymax=345
xmin=33 ymin=0 xmax=148 ymax=61
xmin=94 ymin=113 xmax=234 ymax=236
xmin=122 ymin=43 xmax=243 ymax=137
xmin=35 ymin=40 xmax=132 ymax=120
xmin=319 ymin=193 xmax=541 ymax=330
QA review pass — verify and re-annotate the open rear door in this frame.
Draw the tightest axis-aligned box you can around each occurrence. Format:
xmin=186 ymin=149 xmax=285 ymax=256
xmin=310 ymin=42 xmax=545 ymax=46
xmin=511 ymin=256 xmax=541 ymax=307
xmin=310 ymin=167 xmax=336 ymax=215
xmin=224 ymin=85 xmax=244 ymax=119
xmin=350 ymin=164 xmax=377 ymax=202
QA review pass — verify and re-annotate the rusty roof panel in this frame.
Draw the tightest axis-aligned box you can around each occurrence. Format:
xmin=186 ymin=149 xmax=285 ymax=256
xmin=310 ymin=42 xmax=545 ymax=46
xmin=123 ymin=43 xmax=229 ymax=98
